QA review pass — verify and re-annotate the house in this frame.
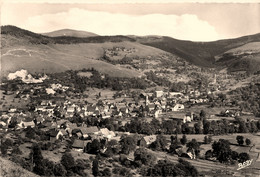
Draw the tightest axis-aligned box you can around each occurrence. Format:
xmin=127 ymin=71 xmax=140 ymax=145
xmin=155 ymin=90 xmax=164 ymax=98
xmin=41 ymin=100 xmax=52 ymax=106
xmin=101 ymin=112 xmax=111 ymax=119
xmin=187 ymin=148 xmax=196 ymax=159
xmin=168 ymin=92 xmax=183 ymax=98
xmin=113 ymin=110 xmax=123 ymax=117
xmin=80 ymin=126 xmax=99 ymax=139
xmin=8 ymin=108 xmax=17 ymax=113
xmin=93 ymin=110 xmax=100 ymax=116
xmin=17 ymin=118 xmax=35 ymax=129
xmin=119 ymin=107 xmax=129 ymax=114
xmin=35 ymin=117 xmax=44 ymax=125
xmin=170 ymin=112 xmax=186 ymax=121
xmin=154 ymin=109 xmax=162 ymax=118
xmin=0 ymin=121 xmax=7 ymax=127
xmin=103 ymin=105 xmax=109 ymax=113
xmin=85 ymin=106 xmax=98 ymax=116
xmin=99 ymin=128 xmax=115 ymax=139
xmin=72 ymin=139 xmax=89 ymax=151
xmin=60 ymin=129 xmax=68 ymax=137
xmin=172 ymin=104 xmax=184 ymax=112
xmin=35 ymin=105 xmax=45 ymax=112
xmin=139 ymin=135 xmax=157 ymax=147
xmin=184 ymin=112 xmax=194 ymax=123
xmin=160 ymin=101 xmax=167 ymax=109
xmin=146 ymin=104 xmax=155 ymax=112
xmin=46 ymin=106 xmax=54 ymax=113
xmin=49 ymin=129 xmax=63 ymax=142
xmin=66 ymin=106 xmax=75 ymax=114
xmin=56 ymin=119 xmax=68 ymax=128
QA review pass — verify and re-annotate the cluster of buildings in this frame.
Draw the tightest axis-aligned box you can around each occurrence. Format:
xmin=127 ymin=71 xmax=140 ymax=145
xmin=0 ymin=79 xmax=212 ymax=133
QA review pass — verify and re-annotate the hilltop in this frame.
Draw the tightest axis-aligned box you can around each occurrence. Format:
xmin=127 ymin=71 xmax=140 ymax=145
xmin=42 ymin=29 xmax=98 ymax=38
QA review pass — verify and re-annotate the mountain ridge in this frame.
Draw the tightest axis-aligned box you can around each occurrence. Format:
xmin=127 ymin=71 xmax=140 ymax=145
xmin=1 ymin=25 xmax=260 ymax=74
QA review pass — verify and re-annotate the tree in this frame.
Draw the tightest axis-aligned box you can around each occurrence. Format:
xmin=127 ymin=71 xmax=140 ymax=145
xmin=40 ymin=159 xmax=55 ymax=176
xmin=147 ymin=160 xmax=178 ymax=176
xmin=212 ymin=139 xmax=232 ymax=163
xmin=73 ymin=159 xmax=89 ymax=176
xmin=30 ymin=143 xmax=43 ymax=167
xmin=86 ymin=139 xmax=101 ymax=154
xmin=101 ymin=168 xmax=111 ymax=176
xmin=245 ymin=138 xmax=251 ymax=146
xmin=203 ymin=121 xmax=211 ymax=134
xmin=146 ymin=158 xmax=198 ymax=177
xmin=29 ymin=143 xmax=45 ymax=175
xmin=92 ymin=159 xmax=99 ymax=176
xmin=120 ymin=136 xmax=137 ymax=155
xmin=54 ymin=163 xmax=67 ymax=177
xmin=204 ymin=136 xmax=209 ymax=144
xmin=180 ymin=135 xmax=187 ymax=145
xmin=238 ymin=152 xmax=250 ymax=163
xmin=134 ymin=148 xmax=157 ymax=167
xmin=194 ymin=122 xmax=203 ymax=134
xmin=231 ymin=151 xmax=239 ymax=161
xmin=236 ymin=136 xmax=244 ymax=146
xmin=0 ymin=143 xmax=8 ymax=156
xmin=150 ymin=135 xmax=168 ymax=151
xmin=208 ymin=135 xmax=213 ymax=143
xmin=200 ymin=110 xmax=206 ymax=119
xmin=176 ymin=158 xmax=199 ymax=177
xmin=61 ymin=153 xmax=75 ymax=170
xmin=205 ymin=150 xmax=213 ymax=159
xmin=169 ymin=136 xmax=180 ymax=154
xmin=25 ymin=127 xmax=36 ymax=139
xmin=186 ymin=139 xmax=200 ymax=156
xmin=11 ymin=146 xmax=22 ymax=155
xmin=113 ymin=167 xmax=132 ymax=176
xmin=238 ymin=120 xmax=249 ymax=133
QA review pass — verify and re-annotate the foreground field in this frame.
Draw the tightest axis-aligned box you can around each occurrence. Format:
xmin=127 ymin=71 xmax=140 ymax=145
xmin=162 ymin=133 xmax=260 ymax=176
xmin=0 ymin=156 xmax=38 ymax=177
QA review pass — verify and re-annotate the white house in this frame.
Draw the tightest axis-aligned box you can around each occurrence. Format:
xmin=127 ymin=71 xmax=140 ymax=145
xmin=17 ymin=120 xmax=35 ymax=129
xmin=172 ymin=104 xmax=184 ymax=112
xmin=155 ymin=90 xmax=164 ymax=98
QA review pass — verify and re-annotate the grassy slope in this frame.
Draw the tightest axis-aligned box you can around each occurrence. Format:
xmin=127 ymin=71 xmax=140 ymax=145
xmin=0 ymin=157 xmax=38 ymax=177
xmin=1 ymin=34 xmax=169 ymax=77
xmin=224 ymin=42 xmax=260 ymax=53
xmin=215 ymin=42 xmax=260 ymax=73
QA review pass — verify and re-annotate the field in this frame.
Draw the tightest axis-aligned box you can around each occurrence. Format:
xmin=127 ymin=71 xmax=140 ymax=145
xmin=0 ymin=91 xmax=29 ymax=111
xmin=163 ymin=133 xmax=260 ymax=176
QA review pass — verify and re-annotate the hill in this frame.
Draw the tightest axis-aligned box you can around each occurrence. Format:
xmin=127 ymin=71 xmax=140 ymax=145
xmin=1 ymin=26 xmax=174 ymax=78
xmin=42 ymin=29 xmax=98 ymax=38
xmin=135 ymin=33 xmax=260 ymax=69
xmin=0 ymin=157 xmax=38 ymax=177
xmin=1 ymin=25 xmax=135 ymax=46
xmin=215 ymin=42 xmax=260 ymax=73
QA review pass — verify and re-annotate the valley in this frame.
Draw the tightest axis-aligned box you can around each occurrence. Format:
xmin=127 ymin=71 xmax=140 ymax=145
xmin=0 ymin=25 xmax=260 ymax=177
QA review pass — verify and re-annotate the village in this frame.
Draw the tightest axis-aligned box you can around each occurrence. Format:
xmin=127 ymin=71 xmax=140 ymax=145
xmin=0 ymin=69 xmax=260 ymax=176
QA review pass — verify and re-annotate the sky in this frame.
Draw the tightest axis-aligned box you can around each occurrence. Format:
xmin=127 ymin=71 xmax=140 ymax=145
xmin=1 ymin=0 xmax=260 ymax=41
